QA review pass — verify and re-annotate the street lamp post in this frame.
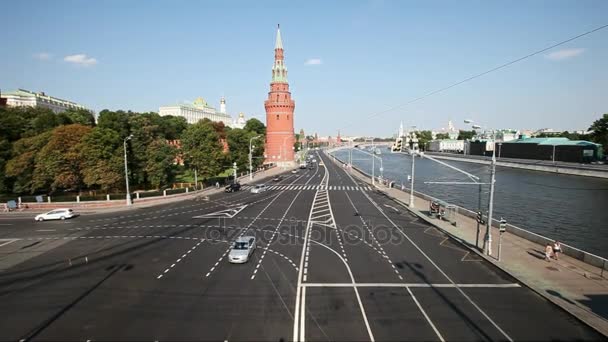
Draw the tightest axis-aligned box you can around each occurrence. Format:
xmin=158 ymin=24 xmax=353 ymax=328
xmin=249 ymin=135 xmax=261 ymax=180
xmin=409 ymin=150 xmax=416 ymax=207
xmin=466 ymin=119 xmax=496 ymax=256
xmin=123 ymin=134 xmax=133 ymax=206
xmin=364 ymin=138 xmax=376 ymax=185
xmin=233 ymin=162 xmax=237 ymax=184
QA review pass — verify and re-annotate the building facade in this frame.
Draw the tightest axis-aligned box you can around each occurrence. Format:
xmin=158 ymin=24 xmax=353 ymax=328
xmin=264 ymin=25 xmax=296 ymax=165
xmin=159 ymin=97 xmax=233 ymax=125
xmin=428 ymin=139 xmax=465 ymax=153
xmin=1 ymin=89 xmax=88 ymax=113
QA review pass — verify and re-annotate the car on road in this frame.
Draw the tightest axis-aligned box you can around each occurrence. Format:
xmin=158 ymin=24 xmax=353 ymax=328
xmin=228 ymin=236 xmax=256 ymax=263
xmin=224 ymin=183 xmax=241 ymax=193
xmin=272 ymin=176 xmax=283 ymax=182
xmin=35 ymin=208 xmax=77 ymax=221
xmin=250 ymin=184 xmax=268 ymax=193
xmin=299 ymin=163 xmax=307 ymax=169
xmin=291 ymin=169 xmax=298 ymax=174
xmin=319 ymin=162 xmax=324 ymax=166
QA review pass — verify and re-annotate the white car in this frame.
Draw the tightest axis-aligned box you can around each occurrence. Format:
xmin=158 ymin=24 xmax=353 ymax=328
xmin=250 ymin=184 xmax=268 ymax=194
xmin=35 ymin=208 xmax=77 ymax=221
xmin=228 ymin=236 xmax=256 ymax=263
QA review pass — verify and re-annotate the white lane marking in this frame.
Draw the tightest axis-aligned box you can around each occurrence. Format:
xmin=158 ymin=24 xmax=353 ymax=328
xmin=406 ymin=286 xmax=445 ymax=342
xmin=302 ymin=283 xmax=521 ymax=288
xmin=349 ymin=170 xmax=514 ymax=342
xmin=293 ymin=157 xmax=324 ymax=342
xmin=0 ymin=239 xmax=20 ymax=247
xmin=300 ymin=285 xmax=306 ymax=341
xmin=308 ymin=239 xmax=375 ymax=342
xmin=156 ymin=239 xmax=205 ymax=279
xmin=36 ymin=229 xmax=56 ymax=232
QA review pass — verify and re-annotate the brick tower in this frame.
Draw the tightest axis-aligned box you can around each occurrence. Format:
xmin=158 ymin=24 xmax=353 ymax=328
xmin=264 ymin=25 xmax=295 ymax=165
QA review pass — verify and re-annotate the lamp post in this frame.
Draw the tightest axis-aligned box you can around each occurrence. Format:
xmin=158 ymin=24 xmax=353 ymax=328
xmin=409 ymin=149 xmax=416 ymax=207
xmin=465 ymin=119 xmax=496 ymax=256
xmin=364 ymin=138 xmax=376 ymax=185
xmin=249 ymin=135 xmax=261 ymax=180
xmin=123 ymin=134 xmax=133 ymax=206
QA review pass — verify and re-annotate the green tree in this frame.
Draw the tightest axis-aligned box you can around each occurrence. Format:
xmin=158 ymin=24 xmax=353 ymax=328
xmin=145 ymin=139 xmax=177 ymax=189
xmin=435 ymin=133 xmax=450 ymax=140
xmin=0 ymin=139 xmax=10 ymax=193
xmin=589 ymin=114 xmax=608 ymax=152
xmin=63 ymin=108 xmax=96 ymax=126
xmin=97 ymin=110 xmax=132 ymax=138
xmin=414 ymin=130 xmax=433 ymax=151
xmin=158 ymin=115 xmax=188 ymax=140
xmin=5 ymin=132 xmax=52 ymax=193
xmin=244 ymin=118 xmax=266 ymax=135
xmin=78 ymin=127 xmax=124 ymax=192
xmin=32 ymin=124 xmax=92 ymax=192
xmin=127 ymin=114 xmax=162 ymax=187
xmin=181 ymin=120 xmax=225 ymax=179
xmin=457 ymin=130 xmax=476 ymax=140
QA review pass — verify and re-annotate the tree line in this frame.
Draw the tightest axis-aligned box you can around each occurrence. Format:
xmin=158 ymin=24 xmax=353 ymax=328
xmin=0 ymin=106 xmax=266 ymax=195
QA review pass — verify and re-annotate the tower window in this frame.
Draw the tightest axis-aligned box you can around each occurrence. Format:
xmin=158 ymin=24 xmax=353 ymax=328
xmin=287 ymin=115 xmax=289 ymax=120
xmin=276 ymin=115 xmax=279 ymax=120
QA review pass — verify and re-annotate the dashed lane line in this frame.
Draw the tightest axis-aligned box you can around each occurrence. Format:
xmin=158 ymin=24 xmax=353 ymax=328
xmin=251 ymin=190 xmax=303 ymax=280
xmin=156 ymin=239 xmax=204 ymax=279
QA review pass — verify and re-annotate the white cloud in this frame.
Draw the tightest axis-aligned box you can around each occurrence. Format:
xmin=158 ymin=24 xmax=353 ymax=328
xmin=305 ymin=58 xmax=322 ymax=65
xmin=64 ymin=54 xmax=98 ymax=66
xmin=33 ymin=52 xmax=52 ymax=60
xmin=545 ymin=48 xmax=585 ymax=61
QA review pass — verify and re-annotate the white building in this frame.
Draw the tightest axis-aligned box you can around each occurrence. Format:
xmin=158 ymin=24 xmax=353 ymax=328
xmin=159 ymin=97 xmax=233 ymax=125
xmin=1 ymin=89 xmax=88 ymax=113
xmin=428 ymin=139 xmax=464 ymax=153
xmin=231 ymin=112 xmax=248 ymax=129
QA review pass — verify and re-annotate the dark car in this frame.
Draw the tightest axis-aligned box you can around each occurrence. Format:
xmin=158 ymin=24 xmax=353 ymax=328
xmin=225 ymin=183 xmax=241 ymax=193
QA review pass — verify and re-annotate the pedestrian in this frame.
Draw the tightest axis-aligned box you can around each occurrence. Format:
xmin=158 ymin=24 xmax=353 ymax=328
xmin=215 ymin=181 xmax=220 ymax=188
xmin=553 ymin=241 xmax=562 ymax=260
xmin=544 ymin=243 xmax=553 ymax=262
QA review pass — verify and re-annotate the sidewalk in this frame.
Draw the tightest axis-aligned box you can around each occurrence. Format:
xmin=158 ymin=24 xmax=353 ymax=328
xmin=337 ymin=155 xmax=608 ymax=337
xmin=0 ymin=166 xmax=287 ymax=216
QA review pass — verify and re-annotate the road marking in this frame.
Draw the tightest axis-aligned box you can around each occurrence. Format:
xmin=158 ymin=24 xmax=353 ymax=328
xmin=0 ymin=239 xmax=20 ymax=247
xmin=156 ymin=239 xmax=204 ymax=279
xmin=301 ymin=283 xmax=521 ymax=288
xmin=349 ymin=169 xmax=514 ymax=342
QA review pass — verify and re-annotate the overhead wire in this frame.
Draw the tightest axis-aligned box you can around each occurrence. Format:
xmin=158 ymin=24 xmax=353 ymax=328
xmin=338 ymin=23 xmax=608 ymax=132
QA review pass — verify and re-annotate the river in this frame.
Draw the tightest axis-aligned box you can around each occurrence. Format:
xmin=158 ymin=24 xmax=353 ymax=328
xmin=331 ymin=148 xmax=608 ymax=259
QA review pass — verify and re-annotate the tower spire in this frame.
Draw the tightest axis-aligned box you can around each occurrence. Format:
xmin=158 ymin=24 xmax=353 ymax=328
xmin=275 ymin=24 xmax=283 ymax=50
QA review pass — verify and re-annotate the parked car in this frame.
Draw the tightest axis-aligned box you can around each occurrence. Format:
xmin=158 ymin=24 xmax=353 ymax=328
xmin=225 ymin=183 xmax=241 ymax=193
xmin=35 ymin=208 xmax=77 ymax=221
xmin=250 ymin=184 xmax=268 ymax=194
xmin=228 ymin=236 xmax=256 ymax=263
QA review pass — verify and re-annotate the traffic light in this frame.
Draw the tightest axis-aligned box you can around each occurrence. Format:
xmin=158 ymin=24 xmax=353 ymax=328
xmin=476 ymin=211 xmax=485 ymax=224
xmin=499 ymin=218 xmax=507 ymax=232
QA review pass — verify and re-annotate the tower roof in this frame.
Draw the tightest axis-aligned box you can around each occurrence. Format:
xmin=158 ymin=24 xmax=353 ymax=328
xmin=275 ymin=24 xmax=283 ymax=50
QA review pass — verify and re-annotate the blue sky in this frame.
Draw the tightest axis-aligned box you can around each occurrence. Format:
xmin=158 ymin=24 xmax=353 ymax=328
xmin=2 ymin=0 xmax=607 ymax=137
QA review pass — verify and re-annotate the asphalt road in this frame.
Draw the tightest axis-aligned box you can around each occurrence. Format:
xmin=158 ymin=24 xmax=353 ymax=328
xmin=0 ymin=150 xmax=603 ymax=341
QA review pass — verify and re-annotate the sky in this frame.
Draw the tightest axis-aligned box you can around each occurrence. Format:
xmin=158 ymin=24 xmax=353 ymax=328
xmin=1 ymin=0 xmax=607 ymax=137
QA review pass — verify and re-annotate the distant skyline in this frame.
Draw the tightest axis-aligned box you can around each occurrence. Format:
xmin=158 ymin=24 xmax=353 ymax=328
xmin=1 ymin=0 xmax=607 ymax=136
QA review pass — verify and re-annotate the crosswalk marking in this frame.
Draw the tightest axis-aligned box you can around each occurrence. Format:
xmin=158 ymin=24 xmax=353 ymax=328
xmin=241 ymin=184 xmax=372 ymax=192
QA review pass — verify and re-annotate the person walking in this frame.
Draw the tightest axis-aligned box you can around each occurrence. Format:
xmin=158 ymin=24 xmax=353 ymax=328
xmin=553 ymin=241 xmax=562 ymax=260
xmin=545 ymin=243 xmax=553 ymax=262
